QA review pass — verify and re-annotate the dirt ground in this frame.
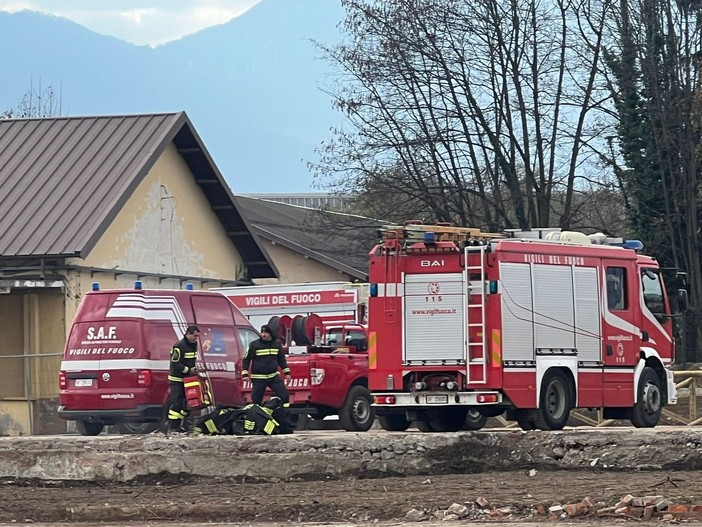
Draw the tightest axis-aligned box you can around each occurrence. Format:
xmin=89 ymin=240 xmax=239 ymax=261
xmin=1 ymin=468 xmax=700 ymax=523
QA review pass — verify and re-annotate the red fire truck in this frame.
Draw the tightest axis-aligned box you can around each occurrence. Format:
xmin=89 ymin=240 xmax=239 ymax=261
xmin=368 ymin=222 xmax=687 ymax=432
xmin=217 ymin=283 xmax=374 ymax=431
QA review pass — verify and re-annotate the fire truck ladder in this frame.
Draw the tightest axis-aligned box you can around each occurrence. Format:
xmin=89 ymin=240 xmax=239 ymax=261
xmin=383 ymin=222 xmax=503 ymax=244
xmin=464 ymin=245 xmax=488 ymax=384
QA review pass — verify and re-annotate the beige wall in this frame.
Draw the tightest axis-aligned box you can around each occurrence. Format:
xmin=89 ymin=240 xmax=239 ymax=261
xmin=0 ymin=292 xmax=25 ymax=399
xmin=0 ymin=289 xmax=64 ymax=436
xmin=254 ymin=239 xmax=356 ymax=285
xmin=74 ymin=142 xmax=245 ymax=282
xmin=64 ymin=142 xmax=248 ymax=326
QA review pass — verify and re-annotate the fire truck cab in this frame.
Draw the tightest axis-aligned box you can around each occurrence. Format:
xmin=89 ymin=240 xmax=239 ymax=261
xmin=368 ymin=222 xmax=686 ymax=432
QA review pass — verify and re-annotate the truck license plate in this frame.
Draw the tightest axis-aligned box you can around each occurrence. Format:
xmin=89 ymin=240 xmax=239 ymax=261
xmin=426 ymin=395 xmax=448 ymax=404
xmin=75 ymin=379 xmax=93 ymax=387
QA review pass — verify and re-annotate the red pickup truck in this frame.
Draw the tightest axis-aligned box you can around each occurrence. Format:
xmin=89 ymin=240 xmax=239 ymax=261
xmin=241 ymin=315 xmax=374 ymax=431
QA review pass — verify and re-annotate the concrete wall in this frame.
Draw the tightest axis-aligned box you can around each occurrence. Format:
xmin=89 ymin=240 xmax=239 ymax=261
xmin=254 ymin=239 xmax=356 ymax=285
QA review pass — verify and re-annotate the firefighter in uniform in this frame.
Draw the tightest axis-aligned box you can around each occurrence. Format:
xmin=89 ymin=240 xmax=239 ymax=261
xmin=167 ymin=325 xmax=200 ymax=432
xmin=242 ymin=325 xmax=290 ymax=409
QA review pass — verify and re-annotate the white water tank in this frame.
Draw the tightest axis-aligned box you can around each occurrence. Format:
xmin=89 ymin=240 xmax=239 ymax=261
xmin=544 ymin=231 xmax=591 ymax=245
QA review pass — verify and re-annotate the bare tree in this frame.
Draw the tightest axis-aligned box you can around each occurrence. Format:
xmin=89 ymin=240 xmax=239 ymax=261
xmin=1 ymin=80 xmax=63 ymax=119
xmin=313 ymin=0 xmax=619 ymax=231
xmin=604 ymin=0 xmax=702 ymax=361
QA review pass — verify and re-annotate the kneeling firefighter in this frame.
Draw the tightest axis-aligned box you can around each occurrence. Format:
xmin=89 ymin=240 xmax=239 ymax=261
xmin=241 ymin=324 xmax=293 ymax=430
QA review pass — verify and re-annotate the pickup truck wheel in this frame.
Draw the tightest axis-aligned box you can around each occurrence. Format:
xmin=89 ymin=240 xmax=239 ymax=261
xmin=76 ymin=420 xmax=104 ymax=436
xmin=339 ymin=386 xmax=374 ymax=431
xmin=462 ymin=409 xmax=488 ymax=431
xmin=116 ymin=422 xmax=159 ymax=435
xmin=515 ymin=410 xmax=537 ymax=431
xmin=378 ymin=414 xmax=410 ymax=431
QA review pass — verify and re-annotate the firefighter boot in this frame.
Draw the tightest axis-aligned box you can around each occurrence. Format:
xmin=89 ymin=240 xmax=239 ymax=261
xmin=167 ymin=407 xmax=186 ymax=432
xmin=168 ymin=420 xmax=186 ymax=433
xmin=177 ymin=416 xmax=190 ymax=433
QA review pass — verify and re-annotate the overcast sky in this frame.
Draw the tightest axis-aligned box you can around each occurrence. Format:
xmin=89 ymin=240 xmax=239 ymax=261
xmin=0 ymin=0 xmax=263 ymax=46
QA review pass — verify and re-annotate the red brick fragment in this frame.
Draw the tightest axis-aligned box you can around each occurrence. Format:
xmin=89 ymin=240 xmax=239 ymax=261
xmin=581 ymin=496 xmax=596 ymax=508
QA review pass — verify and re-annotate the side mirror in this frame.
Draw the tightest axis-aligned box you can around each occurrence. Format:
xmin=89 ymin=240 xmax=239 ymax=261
xmin=678 ymin=289 xmax=689 ymax=312
xmin=677 ymin=272 xmax=689 ymax=288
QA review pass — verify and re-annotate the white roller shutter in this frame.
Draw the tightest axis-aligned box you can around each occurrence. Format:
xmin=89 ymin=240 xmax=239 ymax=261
xmin=500 ymin=263 xmax=534 ymax=362
xmin=574 ymin=267 xmax=601 ymax=362
xmin=533 ymin=264 xmax=576 ymax=350
xmin=403 ymin=273 xmax=465 ymax=364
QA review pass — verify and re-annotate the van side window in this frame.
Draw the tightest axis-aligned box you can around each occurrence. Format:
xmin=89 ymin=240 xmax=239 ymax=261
xmin=606 ymin=267 xmax=627 ymax=311
xmin=237 ymin=328 xmax=260 ymax=351
xmin=192 ymin=295 xmax=234 ymax=325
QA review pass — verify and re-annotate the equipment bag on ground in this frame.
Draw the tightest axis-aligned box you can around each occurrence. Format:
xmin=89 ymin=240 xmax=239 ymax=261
xmin=193 ymin=405 xmax=245 ymax=435
xmin=194 ymin=397 xmax=293 ymax=435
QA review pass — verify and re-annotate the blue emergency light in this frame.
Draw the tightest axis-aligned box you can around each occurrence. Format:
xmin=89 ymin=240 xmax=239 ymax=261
xmin=424 ymin=231 xmax=436 ymax=243
xmin=185 ymin=283 xmax=194 ymax=290
xmin=622 ymin=240 xmax=644 ymax=251
xmin=134 ymin=280 xmax=143 ymax=290
xmin=91 ymin=282 xmax=100 ymax=291
xmin=610 ymin=240 xmax=644 ymax=251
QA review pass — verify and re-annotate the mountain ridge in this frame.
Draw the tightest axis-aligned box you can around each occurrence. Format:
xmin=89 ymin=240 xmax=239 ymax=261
xmin=0 ymin=0 xmax=345 ymax=193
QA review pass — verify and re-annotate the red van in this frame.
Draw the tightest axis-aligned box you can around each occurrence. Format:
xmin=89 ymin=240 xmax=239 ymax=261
xmin=58 ymin=285 xmax=256 ymax=435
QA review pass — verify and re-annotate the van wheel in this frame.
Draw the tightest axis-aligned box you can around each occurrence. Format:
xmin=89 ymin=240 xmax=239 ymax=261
xmin=116 ymin=422 xmax=159 ymax=435
xmin=76 ymin=420 xmax=104 ymax=436
xmin=534 ymin=369 xmax=572 ymax=430
xmin=630 ymin=367 xmax=662 ymax=428
xmin=378 ymin=414 xmax=410 ymax=431
xmin=462 ymin=409 xmax=488 ymax=430
xmin=339 ymin=386 xmax=374 ymax=431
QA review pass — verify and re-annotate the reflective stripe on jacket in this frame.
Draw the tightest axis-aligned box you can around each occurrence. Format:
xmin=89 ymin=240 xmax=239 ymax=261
xmin=169 ymin=336 xmax=198 ymax=382
xmin=242 ymin=337 xmax=289 ymax=378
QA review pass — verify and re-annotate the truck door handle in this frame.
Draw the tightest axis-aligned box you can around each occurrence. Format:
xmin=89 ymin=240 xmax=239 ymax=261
xmin=606 ymin=345 xmax=612 ymax=356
